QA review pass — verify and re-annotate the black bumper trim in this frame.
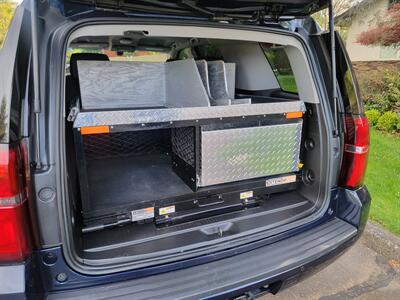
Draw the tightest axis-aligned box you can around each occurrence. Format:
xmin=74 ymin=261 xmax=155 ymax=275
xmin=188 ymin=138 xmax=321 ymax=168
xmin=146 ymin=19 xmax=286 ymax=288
xmin=46 ymin=218 xmax=357 ymax=299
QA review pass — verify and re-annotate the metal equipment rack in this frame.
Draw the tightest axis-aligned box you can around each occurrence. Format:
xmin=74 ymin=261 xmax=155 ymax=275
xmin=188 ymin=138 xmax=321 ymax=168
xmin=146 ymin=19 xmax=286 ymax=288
xmin=68 ymin=59 xmax=306 ymax=232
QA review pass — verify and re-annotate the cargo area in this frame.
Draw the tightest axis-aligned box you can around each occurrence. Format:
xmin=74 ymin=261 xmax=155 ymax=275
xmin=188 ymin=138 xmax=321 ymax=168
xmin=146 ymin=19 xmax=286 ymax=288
xmin=63 ymin=26 xmax=330 ymax=271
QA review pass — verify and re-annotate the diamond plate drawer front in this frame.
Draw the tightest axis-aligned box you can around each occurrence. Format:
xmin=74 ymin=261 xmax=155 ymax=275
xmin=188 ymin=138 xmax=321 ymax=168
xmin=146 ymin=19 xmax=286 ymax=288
xmin=199 ymin=122 xmax=303 ymax=187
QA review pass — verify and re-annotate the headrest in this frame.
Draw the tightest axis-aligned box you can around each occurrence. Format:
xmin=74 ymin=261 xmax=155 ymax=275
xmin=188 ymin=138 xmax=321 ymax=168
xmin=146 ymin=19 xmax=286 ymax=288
xmin=69 ymin=53 xmax=109 ymax=79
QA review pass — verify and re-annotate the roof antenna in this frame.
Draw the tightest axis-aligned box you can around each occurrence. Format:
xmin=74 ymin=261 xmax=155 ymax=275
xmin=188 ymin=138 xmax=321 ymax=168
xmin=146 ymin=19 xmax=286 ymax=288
xmin=31 ymin=0 xmax=42 ymax=169
xmin=329 ymin=0 xmax=339 ymax=136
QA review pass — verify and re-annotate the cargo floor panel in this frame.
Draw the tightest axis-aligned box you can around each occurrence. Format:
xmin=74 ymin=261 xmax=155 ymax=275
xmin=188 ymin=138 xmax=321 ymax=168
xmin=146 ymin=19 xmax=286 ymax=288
xmin=85 ymin=154 xmax=193 ymax=214
xmin=82 ymin=192 xmax=315 ymax=263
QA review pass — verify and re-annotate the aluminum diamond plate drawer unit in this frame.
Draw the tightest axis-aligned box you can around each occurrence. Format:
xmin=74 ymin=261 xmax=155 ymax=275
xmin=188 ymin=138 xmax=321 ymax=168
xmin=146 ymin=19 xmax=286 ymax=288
xmin=199 ymin=122 xmax=303 ymax=186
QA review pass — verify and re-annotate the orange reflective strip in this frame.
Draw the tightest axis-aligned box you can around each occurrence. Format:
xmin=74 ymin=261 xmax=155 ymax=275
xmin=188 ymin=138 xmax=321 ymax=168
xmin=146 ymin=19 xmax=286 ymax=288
xmin=80 ymin=126 xmax=110 ymax=135
xmin=285 ymin=111 xmax=303 ymax=119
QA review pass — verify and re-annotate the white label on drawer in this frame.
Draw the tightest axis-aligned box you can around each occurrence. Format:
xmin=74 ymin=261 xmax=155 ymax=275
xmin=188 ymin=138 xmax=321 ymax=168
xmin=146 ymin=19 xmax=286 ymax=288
xmin=265 ymin=175 xmax=297 ymax=187
xmin=240 ymin=191 xmax=253 ymax=199
xmin=130 ymin=207 xmax=154 ymax=222
xmin=159 ymin=205 xmax=176 ymax=216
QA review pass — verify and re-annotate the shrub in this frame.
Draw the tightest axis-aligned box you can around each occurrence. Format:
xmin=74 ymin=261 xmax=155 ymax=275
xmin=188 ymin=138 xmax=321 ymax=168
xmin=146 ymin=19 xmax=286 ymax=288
xmin=377 ymin=111 xmax=399 ymax=132
xmin=358 ymin=70 xmax=400 ymax=114
xmin=365 ymin=109 xmax=381 ymax=126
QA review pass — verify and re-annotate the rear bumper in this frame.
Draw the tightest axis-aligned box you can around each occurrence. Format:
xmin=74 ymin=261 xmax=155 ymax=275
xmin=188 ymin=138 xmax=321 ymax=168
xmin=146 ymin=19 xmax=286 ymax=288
xmin=44 ymin=218 xmax=357 ymax=300
xmin=2 ymin=186 xmax=370 ymax=299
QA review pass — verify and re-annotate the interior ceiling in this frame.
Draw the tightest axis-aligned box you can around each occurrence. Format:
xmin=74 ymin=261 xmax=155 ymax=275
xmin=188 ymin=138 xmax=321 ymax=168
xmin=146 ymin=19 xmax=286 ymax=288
xmin=70 ymin=35 xmax=207 ymax=51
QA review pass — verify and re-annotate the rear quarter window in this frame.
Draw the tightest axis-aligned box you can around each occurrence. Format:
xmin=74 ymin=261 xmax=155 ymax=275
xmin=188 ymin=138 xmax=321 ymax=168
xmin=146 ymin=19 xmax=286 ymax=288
xmin=335 ymin=35 xmax=364 ymax=115
xmin=261 ymin=44 xmax=298 ymax=94
xmin=0 ymin=5 xmax=31 ymax=143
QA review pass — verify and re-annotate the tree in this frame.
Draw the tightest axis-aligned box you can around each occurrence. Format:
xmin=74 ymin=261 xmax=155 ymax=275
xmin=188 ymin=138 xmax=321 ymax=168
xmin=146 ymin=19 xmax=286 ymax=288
xmin=356 ymin=3 xmax=400 ymax=47
xmin=312 ymin=0 xmax=353 ymax=31
xmin=0 ymin=0 xmax=16 ymax=48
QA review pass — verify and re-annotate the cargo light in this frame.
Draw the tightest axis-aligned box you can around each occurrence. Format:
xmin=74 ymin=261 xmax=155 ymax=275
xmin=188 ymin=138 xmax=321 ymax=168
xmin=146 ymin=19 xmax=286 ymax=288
xmin=339 ymin=115 xmax=370 ymax=189
xmin=0 ymin=143 xmax=31 ymax=262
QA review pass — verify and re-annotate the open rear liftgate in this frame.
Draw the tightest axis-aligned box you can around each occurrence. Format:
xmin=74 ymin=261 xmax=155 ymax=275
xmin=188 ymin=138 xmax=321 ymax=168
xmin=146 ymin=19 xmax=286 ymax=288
xmin=68 ymin=58 xmax=305 ymax=232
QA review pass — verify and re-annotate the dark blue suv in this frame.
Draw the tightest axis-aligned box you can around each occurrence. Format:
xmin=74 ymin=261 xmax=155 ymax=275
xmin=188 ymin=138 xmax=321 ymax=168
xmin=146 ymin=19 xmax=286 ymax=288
xmin=0 ymin=0 xmax=370 ymax=299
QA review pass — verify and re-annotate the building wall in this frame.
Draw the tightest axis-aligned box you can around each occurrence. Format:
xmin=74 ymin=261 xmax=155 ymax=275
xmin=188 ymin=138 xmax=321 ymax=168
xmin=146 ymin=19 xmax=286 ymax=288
xmin=345 ymin=0 xmax=399 ymax=62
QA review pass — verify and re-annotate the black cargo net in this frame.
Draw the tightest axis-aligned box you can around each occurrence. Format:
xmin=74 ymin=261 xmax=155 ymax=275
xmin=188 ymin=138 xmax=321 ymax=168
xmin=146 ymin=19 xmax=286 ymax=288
xmin=83 ymin=130 xmax=171 ymax=160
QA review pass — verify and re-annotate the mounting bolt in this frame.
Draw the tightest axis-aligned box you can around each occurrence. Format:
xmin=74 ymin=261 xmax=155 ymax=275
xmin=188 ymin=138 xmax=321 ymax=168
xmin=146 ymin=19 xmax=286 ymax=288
xmin=305 ymin=138 xmax=315 ymax=151
xmin=56 ymin=273 xmax=68 ymax=283
xmin=43 ymin=252 xmax=57 ymax=265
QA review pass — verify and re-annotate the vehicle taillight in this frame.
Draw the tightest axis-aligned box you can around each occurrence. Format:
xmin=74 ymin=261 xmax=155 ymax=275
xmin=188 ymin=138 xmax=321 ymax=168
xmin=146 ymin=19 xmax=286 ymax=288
xmin=0 ymin=143 xmax=31 ymax=262
xmin=339 ymin=115 xmax=370 ymax=189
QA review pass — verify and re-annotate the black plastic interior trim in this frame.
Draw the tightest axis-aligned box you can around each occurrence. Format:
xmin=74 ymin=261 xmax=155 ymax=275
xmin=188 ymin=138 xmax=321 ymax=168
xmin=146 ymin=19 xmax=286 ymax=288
xmin=82 ymin=191 xmax=314 ymax=264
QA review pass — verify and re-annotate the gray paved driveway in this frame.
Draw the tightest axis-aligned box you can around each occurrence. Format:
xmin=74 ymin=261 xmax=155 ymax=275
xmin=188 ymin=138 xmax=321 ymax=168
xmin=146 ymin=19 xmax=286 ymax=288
xmin=262 ymin=234 xmax=400 ymax=300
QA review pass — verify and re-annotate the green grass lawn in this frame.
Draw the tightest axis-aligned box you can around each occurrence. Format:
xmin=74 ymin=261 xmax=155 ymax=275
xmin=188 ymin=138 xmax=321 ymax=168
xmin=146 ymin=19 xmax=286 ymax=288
xmin=365 ymin=128 xmax=400 ymax=236
xmin=276 ymin=74 xmax=298 ymax=94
